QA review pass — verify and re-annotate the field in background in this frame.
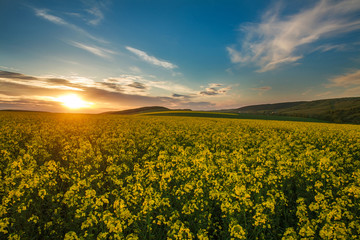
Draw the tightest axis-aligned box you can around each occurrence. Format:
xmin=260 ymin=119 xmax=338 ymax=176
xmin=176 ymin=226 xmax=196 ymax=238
xmin=0 ymin=112 xmax=359 ymax=239
xmin=140 ymin=111 xmax=325 ymax=123
xmin=224 ymin=97 xmax=360 ymax=124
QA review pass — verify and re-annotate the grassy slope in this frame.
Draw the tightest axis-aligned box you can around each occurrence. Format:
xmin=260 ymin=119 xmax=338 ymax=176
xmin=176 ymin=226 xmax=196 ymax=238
xmin=230 ymin=97 xmax=360 ymax=124
xmin=101 ymin=97 xmax=359 ymax=124
xmin=102 ymin=106 xmax=171 ymax=115
xmin=279 ymin=98 xmax=360 ymax=123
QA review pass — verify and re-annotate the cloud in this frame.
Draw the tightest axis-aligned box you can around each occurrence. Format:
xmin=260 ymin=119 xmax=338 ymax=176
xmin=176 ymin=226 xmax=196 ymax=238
xmin=35 ymin=8 xmax=67 ymax=25
xmin=148 ymin=81 xmax=194 ymax=94
xmin=200 ymin=83 xmax=231 ymax=96
xmin=313 ymin=44 xmax=346 ymax=52
xmin=327 ymin=69 xmax=360 ymax=87
xmin=209 ymin=83 xmax=223 ymax=88
xmin=69 ymin=41 xmax=116 ymax=59
xmin=0 ymin=71 xmax=37 ymax=80
xmin=228 ymin=0 xmax=360 ymax=72
xmin=0 ymin=70 xmax=219 ymax=112
xmin=127 ymin=82 xmax=147 ymax=89
xmin=0 ymin=71 xmax=83 ymax=91
xmin=34 ymin=8 xmax=107 ymax=43
xmin=126 ymin=46 xmax=178 ymax=69
xmin=0 ymin=95 xmax=64 ymax=112
xmin=200 ymin=88 xmax=218 ymax=96
xmin=172 ymin=93 xmax=191 ymax=99
xmin=87 ymin=7 xmax=104 ymax=26
xmin=82 ymin=0 xmax=111 ymax=26
xmin=104 ymin=75 xmax=193 ymax=95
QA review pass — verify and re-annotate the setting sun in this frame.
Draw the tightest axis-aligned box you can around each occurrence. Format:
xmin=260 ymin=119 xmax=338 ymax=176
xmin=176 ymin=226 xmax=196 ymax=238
xmin=57 ymin=94 xmax=93 ymax=109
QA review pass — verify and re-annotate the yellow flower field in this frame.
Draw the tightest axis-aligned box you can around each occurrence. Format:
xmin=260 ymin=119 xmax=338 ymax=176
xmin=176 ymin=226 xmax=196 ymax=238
xmin=0 ymin=112 xmax=359 ymax=239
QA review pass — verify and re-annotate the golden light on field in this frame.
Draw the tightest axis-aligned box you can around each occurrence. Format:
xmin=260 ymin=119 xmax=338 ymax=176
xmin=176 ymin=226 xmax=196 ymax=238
xmin=57 ymin=94 xmax=93 ymax=109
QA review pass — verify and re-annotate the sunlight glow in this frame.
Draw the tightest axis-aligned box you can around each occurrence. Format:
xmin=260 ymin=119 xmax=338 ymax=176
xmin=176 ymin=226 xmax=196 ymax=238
xmin=57 ymin=94 xmax=93 ymax=109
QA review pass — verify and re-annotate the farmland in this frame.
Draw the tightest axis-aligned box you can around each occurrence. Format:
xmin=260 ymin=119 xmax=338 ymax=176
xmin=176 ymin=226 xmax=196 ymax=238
xmin=0 ymin=111 xmax=359 ymax=239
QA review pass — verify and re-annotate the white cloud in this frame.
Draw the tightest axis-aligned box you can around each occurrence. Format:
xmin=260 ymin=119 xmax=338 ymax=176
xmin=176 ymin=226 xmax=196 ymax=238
xmin=314 ymin=44 xmax=346 ymax=52
xmin=87 ymin=7 xmax=104 ymax=25
xmin=105 ymin=74 xmax=194 ymax=95
xmin=209 ymin=83 xmax=223 ymax=88
xmin=228 ymin=0 xmax=360 ymax=72
xmin=35 ymin=9 xmax=67 ymax=25
xmin=226 ymin=47 xmax=249 ymax=64
xmin=126 ymin=46 xmax=178 ymax=69
xmin=0 ymin=73 xmax=83 ymax=91
xmin=327 ymin=69 xmax=360 ymax=87
xmin=200 ymin=83 xmax=231 ymax=96
xmin=34 ymin=8 xmax=107 ymax=43
xmin=102 ymin=75 xmax=149 ymax=95
xmin=69 ymin=41 xmax=116 ymax=59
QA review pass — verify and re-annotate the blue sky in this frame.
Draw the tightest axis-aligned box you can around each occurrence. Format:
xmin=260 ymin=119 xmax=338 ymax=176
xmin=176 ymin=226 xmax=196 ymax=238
xmin=1 ymin=0 xmax=360 ymax=113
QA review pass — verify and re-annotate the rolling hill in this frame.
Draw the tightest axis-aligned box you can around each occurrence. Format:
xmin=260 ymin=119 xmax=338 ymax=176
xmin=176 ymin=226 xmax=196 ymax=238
xmin=101 ymin=97 xmax=359 ymax=124
xmin=102 ymin=106 xmax=191 ymax=115
xmin=225 ymin=97 xmax=360 ymax=124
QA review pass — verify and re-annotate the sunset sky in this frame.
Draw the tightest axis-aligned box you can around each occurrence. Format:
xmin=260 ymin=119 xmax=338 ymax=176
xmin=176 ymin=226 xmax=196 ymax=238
xmin=1 ymin=0 xmax=360 ymax=113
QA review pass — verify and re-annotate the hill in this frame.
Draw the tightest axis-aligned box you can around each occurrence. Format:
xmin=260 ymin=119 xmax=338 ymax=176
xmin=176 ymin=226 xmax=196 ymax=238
xmin=0 ymin=109 xmax=48 ymax=113
xmin=225 ymin=97 xmax=360 ymax=124
xmin=102 ymin=106 xmax=191 ymax=115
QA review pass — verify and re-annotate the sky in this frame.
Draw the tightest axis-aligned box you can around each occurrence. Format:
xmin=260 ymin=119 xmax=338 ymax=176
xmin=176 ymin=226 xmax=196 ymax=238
xmin=1 ymin=0 xmax=360 ymax=113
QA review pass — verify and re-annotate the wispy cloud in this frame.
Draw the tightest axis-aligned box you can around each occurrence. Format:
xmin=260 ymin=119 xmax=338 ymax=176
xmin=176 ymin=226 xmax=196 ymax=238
xmin=102 ymin=75 xmax=149 ymax=95
xmin=200 ymin=83 xmax=231 ymax=96
xmin=228 ymin=0 xmax=360 ymax=72
xmin=69 ymin=41 xmax=116 ymax=59
xmin=327 ymin=69 xmax=360 ymax=87
xmin=82 ymin=0 xmax=111 ymax=26
xmin=127 ymin=82 xmax=147 ymax=89
xmin=35 ymin=9 xmax=67 ymax=25
xmin=126 ymin=46 xmax=178 ymax=69
xmin=34 ymin=8 xmax=107 ymax=43
xmin=313 ymin=44 xmax=346 ymax=53
xmin=105 ymin=75 xmax=193 ymax=95
xmin=87 ymin=7 xmax=104 ymax=26
xmin=0 ymin=71 xmax=83 ymax=91
xmin=172 ymin=93 xmax=192 ymax=99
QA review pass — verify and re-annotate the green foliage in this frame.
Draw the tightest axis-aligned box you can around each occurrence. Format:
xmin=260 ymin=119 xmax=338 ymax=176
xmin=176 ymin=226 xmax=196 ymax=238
xmin=0 ymin=112 xmax=359 ymax=239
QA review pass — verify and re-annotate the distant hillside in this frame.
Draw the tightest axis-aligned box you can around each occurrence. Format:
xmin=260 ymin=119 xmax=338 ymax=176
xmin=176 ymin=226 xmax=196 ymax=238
xmin=226 ymin=97 xmax=360 ymax=124
xmin=0 ymin=109 xmax=47 ymax=113
xmin=102 ymin=106 xmax=191 ymax=115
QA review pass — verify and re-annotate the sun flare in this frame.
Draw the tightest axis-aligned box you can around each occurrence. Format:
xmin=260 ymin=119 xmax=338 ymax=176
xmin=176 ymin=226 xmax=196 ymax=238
xmin=57 ymin=94 xmax=93 ymax=109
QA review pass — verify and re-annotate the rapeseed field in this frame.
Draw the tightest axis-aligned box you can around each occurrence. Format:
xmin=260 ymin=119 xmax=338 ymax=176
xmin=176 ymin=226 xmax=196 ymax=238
xmin=0 ymin=112 xmax=359 ymax=239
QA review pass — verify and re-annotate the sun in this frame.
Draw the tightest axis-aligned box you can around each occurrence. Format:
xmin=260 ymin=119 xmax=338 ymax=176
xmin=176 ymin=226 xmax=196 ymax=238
xmin=57 ymin=94 xmax=93 ymax=109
